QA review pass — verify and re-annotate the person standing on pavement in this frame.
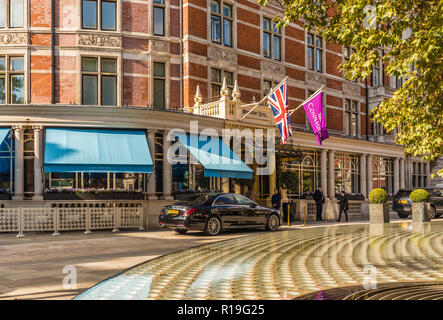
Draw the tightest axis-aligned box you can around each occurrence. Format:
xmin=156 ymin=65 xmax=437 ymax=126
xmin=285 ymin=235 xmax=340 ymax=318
xmin=271 ymin=188 xmax=282 ymax=210
xmin=337 ymin=191 xmax=349 ymax=222
xmin=313 ymin=185 xmax=325 ymax=221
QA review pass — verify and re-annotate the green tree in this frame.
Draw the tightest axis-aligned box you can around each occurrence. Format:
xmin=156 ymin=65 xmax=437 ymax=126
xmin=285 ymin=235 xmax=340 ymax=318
xmin=258 ymin=0 xmax=443 ymax=176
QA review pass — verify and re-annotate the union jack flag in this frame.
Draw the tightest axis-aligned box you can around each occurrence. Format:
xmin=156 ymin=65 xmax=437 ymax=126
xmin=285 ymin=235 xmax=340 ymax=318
xmin=267 ymin=81 xmax=292 ymax=144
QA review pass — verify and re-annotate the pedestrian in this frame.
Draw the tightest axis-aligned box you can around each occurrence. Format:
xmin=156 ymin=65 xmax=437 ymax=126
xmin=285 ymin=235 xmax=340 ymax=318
xmin=337 ymin=191 xmax=349 ymax=222
xmin=313 ymin=185 xmax=325 ymax=221
xmin=271 ymin=188 xmax=282 ymax=210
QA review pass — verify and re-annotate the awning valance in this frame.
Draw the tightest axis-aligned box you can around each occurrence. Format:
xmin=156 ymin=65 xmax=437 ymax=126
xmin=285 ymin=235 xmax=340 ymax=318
xmin=44 ymin=128 xmax=153 ymax=173
xmin=175 ymin=132 xmax=253 ymax=180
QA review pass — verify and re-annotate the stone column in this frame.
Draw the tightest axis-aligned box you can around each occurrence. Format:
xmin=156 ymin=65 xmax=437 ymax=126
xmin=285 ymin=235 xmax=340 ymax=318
xmin=268 ymin=153 xmax=276 ymax=205
xmin=419 ymin=163 xmax=424 ymax=187
xmin=147 ymin=130 xmax=157 ymax=199
xmin=33 ymin=126 xmax=44 ymax=200
xmin=13 ymin=126 xmax=24 ymax=200
xmin=394 ymin=157 xmax=400 ymax=194
xmin=360 ymin=153 xmax=367 ymax=198
xmin=426 ymin=161 xmax=430 ymax=187
xmin=320 ymin=149 xmax=327 ymax=192
xmin=162 ymin=131 xmax=173 ymax=200
xmin=221 ymin=135 xmax=230 ymax=193
xmin=328 ymin=150 xmax=335 ymax=199
xmin=367 ymin=154 xmax=373 ymax=195
xmin=399 ymin=157 xmax=405 ymax=189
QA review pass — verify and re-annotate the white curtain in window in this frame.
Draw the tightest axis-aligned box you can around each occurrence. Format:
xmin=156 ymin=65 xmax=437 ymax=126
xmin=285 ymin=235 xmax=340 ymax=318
xmin=10 ymin=0 xmax=24 ymax=27
xmin=0 ymin=0 xmax=5 ymax=27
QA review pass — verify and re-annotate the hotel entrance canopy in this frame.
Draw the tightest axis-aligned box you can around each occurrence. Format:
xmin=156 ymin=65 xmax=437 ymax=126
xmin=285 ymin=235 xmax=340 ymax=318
xmin=44 ymin=128 xmax=153 ymax=173
xmin=174 ymin=132 xmax=253 ymax=180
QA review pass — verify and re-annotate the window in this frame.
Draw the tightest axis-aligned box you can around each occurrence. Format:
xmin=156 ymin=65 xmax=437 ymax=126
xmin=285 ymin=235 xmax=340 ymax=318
xmin=372 ymin=157 xmax=394 ymax=194
xmin=344 ymin=47 xmax=359 ymax=83
xmin=210 ymin=1 xmax=232 ymax=46
xmin=344 ymin=99 xmax=358 ymax=137
xmin=81 ymin=57 xmax=117 ymax=106
xmin=233 ymin=194 xmax=254 ymax=206
xmin=210 ymin=68 xmax=233 ymax=98
xmin=395 ymin=76 xmax=404 ymax=89
xmin=214 ymin=194 xmax=236 ymax=205
xmin=0 ymin=129 xmax=14 ymax=194
xmin=412 ymin=162 xmax=427 ymax=188
xmin=82 ymin=0 xmax=116 ymax=31
xmin=0 ymin=0 xmax=24 ymax=28
xmin=153 ymin=0 xmax=165 ymax=36
xmin=307 ymin=33 xmax=322 ymax=72
xmin=153 ymin=62 xmax=166 ymax=109
xmin=263 ymin=18 xmax=281 ymax=60
xmin=263 ymin=80 xmax=277 ymax=96
xmin=0 ymin=56 xmax=24 ymax=104
xmin=334 ymin=153 xmax=360 ymax=194
xmin=372 ymin=59 xmax=380 ymax=87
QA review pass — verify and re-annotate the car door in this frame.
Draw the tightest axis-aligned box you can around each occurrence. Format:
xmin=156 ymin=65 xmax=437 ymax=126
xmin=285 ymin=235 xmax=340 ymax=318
xmin=211 ymin=194 xmax=242 ymax=227
xmin=233 ymin=194 xmax=265 ymax=225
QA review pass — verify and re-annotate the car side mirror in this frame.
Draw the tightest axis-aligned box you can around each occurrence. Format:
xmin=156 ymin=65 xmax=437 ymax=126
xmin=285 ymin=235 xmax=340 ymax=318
xmin=249 ymin=203 xmax=257 ymax=208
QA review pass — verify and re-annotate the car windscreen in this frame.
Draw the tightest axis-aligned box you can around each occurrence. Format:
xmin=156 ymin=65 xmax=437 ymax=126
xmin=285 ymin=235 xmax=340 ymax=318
xmin=396 ymin=190 xmax=412 ymax=197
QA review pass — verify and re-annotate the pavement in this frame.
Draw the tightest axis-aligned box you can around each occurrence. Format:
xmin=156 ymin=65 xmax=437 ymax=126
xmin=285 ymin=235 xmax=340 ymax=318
xmin=0 ymin=215 xmax=440 ymax=300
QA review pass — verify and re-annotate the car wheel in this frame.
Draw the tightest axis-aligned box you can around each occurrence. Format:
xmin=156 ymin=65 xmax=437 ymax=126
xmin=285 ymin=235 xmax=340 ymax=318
xmin=397 ymin=212 xmax=409 ymax=219
xmin=428 ymin=206 xmax=436 ymax=219
xmin=204 ymin=216 xmax=221 ymax=236
xmin=174 ymin=229 xmax=187 ymax=234
xmin=265 ymin=214 xmax=280 ymax=231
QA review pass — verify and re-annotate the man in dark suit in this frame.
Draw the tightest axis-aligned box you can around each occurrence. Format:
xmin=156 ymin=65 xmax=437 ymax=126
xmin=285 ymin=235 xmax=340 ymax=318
xmin=271 ymin=188 xmax=282 ymax=210
xmin=337 ymin=191 xmax=349 ymax=222
xmin=313 ymin=185 xmax=325 ymax=221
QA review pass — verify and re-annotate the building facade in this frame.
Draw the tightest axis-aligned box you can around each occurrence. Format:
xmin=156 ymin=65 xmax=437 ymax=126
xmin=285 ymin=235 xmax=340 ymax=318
xmin=0 ymin=0 xmax=432 ymax=227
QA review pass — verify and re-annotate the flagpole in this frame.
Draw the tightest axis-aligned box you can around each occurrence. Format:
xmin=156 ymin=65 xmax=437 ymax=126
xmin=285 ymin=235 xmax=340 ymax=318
xmin=288 ymin=85 xmax=324 ymax=116
xmin=240 ymin=76 xmax=289 ymax=120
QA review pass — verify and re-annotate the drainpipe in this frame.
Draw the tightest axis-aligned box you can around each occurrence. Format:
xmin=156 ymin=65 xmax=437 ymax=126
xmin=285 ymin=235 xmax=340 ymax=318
xmin=180 ymin=0 xmax=184 ymax=110
xmin=365 ymin=78 xmax=369 ymax=140
xmin=51 ymin=0 xmax=55 ymax=104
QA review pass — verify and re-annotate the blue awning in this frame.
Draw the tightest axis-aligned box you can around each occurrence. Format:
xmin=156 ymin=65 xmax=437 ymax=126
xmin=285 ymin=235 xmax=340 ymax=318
xmin=0 ymin=128 xmax=9 ymax=145
xmin=44 ymin=128 xmax=153 ymax=173
xmin=175 ymin=132 xmax=253 ymax=180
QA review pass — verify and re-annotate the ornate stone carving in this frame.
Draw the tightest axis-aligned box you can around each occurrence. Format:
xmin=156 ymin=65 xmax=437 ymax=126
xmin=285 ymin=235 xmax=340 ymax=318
xmin=262 ymin=60 xmax=285 ymax=75
xmin=306 ymin=72 xmax=327 ymax=85
xmin=78 ymin=34 xmax=122 ymax=47
xmin=0 ymin=33 xmax=28 ymax=45
xmin=149 ymin=39 xmax=170 ymax=52
xmin=343 ymin=83 xmax=361 ymax=96
xmin=207 ymin=46 xmax=237 ymax=62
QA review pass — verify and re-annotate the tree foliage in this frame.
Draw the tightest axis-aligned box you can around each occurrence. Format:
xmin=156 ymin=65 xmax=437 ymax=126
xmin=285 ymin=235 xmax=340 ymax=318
xmin=258 ymin=0 xmax=443 ymax=176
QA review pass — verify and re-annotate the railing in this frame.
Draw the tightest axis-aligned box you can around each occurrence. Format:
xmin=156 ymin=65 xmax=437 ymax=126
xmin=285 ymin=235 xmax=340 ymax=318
xmin=198 ymin=101 xmax=221 ymax=117
xmin=0 ymin=205 xmax=144 ymax=238
xmin=297 ymin=199 xmax=364 ymax=221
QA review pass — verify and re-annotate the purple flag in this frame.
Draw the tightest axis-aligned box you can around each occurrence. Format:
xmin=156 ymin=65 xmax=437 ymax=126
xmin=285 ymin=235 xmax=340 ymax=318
xmin=303 ymin=91 xmax=329 ymax=146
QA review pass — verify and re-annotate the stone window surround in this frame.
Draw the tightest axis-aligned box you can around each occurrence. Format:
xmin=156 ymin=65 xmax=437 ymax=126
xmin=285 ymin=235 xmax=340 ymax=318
xmin=208 ymin=65 xmax=235 ymax=99
xmin=80 ymin=0 xmax=119 ymax=32
xmin=0 ymin=0 xmax=27 ymax=29
xmin=306 ymin=31 xmax=324 ymax=73
xmin=262 ymin=16 xmax=282 ymax=61
xmin=0 ymin=53 xmax=27 ymax=104
xmin=343 ymin=98 xmax=360 ymax=138
xmin=150 ymin=58 xmax=170 ymax=109
xmin=207 ymin=0 xmax=236 ymax=50
xmin=78 ymin=54 xmax=120 ymax=106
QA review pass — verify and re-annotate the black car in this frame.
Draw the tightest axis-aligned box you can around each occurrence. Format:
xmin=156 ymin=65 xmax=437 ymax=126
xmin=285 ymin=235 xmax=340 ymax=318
xmin=159 ymin=193 xmax=281 ymax=236
xmin=392 ymin=188 xmax=443 ymax=219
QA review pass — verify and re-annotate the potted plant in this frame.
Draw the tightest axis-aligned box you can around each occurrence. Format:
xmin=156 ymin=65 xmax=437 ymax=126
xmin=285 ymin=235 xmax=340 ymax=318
xmin=369 ymin=188 xmax=389 ymax=223
xmin=410 ymin=189 xmax=431 ymax=222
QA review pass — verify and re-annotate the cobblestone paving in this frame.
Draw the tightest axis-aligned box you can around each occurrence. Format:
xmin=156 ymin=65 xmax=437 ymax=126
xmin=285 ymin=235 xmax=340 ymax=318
xmin=75 ymin=221 xmax=443 ymax=300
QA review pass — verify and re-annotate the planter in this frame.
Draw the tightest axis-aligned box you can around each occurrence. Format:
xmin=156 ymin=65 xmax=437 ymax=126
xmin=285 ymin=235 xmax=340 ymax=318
xmin=412 ymin=202 xmax=431 ymax=222
xmin=0 ymin=193 xmax=11 ymax=200
xmin=44 ymin=192 xmax=144 ymax=201
xmin=369 ymin=203 xmax=390 ymax=224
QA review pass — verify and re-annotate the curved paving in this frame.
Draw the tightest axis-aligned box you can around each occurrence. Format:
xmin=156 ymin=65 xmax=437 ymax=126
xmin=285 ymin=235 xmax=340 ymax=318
xmin=74 ymin=221 xmax=443 ymax=300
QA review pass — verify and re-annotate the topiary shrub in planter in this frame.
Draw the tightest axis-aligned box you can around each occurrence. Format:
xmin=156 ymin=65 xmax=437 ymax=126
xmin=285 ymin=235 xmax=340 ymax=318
xmin=368 ymin=188 xmax=389 ymax=223
xmin=410 ymin=189 xmax=431 ymax=222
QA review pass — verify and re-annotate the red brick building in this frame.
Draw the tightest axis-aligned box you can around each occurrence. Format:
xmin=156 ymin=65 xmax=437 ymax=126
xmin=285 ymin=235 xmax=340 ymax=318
xmin=0 ymin=0 xmax=432 ymax=226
